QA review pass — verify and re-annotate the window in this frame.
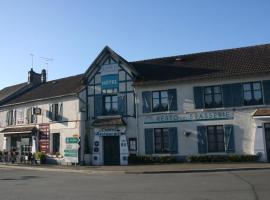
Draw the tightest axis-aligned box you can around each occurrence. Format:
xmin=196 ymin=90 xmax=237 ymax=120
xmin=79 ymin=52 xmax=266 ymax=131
xmin=243 ymin=82 xmax=263 ymax=106
xmin=154 ymin=128 xmax=170 ymax=153
xmin=128 ymin=138 xmax=137 ymax=151
xmin=204 ymin=86 xmax=222 ymax=108
xmin=142 ymin=89 xmax=177 ymax=113
xmin=207 ymin=125 xmax=225 ymax=153
xmin=103 ymin=95 xmax=118 ymax=115
xmin=26 ymin=108 xmax=37 ymax=124
xmin=49 ymin=103 xmax=63 ymax=121
xmin=7 ymin=110 xmax=15 ymax=126
xmin=152 ymin=91 xmax=169 ymax=112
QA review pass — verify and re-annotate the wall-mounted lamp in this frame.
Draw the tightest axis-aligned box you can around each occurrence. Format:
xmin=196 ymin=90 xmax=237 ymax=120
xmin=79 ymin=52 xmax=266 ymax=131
xmin=184 ymin=131 xmax=192 ymax=137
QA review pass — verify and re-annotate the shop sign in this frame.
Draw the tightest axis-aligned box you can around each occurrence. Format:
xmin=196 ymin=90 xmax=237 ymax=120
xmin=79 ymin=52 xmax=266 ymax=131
xmin=95 ymin=127 xmax=123 ymax=137
xmin=144 ymin=111 xmax=234 ymax=124
xmin=39 ymin=124 xmax=50 ymax=153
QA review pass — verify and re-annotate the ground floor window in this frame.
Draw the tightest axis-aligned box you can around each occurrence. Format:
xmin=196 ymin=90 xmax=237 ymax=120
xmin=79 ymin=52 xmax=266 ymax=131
xmin=128 ymin=138 xmax=137 ymax=151
xmin=52 ymin=133 xmax=60 ymax=153
xmin=207 ymin=125 xmax=225 ymax=152
xmin=154 ymin=128 xmax=170 ymax=153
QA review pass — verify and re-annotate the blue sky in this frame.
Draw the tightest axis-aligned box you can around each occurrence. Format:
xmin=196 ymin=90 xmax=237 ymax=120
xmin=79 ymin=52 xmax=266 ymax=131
xmin=0 ymin=0 xmax=270 ymax=89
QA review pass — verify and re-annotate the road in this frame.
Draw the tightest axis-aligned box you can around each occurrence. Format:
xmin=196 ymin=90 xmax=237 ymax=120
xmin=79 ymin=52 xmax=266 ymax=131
xmin=0 ymin=168 xmax=269 ymax=200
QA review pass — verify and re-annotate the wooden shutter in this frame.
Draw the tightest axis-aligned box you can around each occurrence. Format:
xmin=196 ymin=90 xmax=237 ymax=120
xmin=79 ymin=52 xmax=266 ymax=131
xmin=58 ymin=103 xmax=63 ymax=121
xmin=194 ymin=87 xmax=204 ymax=109
xmin=197 ymin=126 xmax=207 ymax=154
xmin=142 ymin=91 xmax=152 ymax=113
xmin=223 ymin=83 xmax=243 ymax=107
xmin=263 ymin=80 xmax=270 ymax=105
xmin=224 ymin=125 xmax=235 ymax=153
xmin=168 ymin=89 xmax=177 ymax=111
xmin=118 ymin=94 xmax=126 ymax=115
xmin=169 ymin=127 xmax=178 ymax=154
xmin=144 ymin=128 xmax=154 ymax=154
xmin=94 ymin=95 xmax=103 ymax=116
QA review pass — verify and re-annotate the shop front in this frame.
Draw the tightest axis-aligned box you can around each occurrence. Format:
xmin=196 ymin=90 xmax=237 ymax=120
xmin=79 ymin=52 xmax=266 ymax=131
xmin=92 ymin=117 xmax=128 ymax=165
xmin=0 ymin=126 xmax=38 ymax=162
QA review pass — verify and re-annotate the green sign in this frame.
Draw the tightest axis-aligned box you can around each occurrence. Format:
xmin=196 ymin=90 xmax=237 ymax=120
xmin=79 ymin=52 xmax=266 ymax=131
xmin=65 ymin=137 xmax=79 ymax=144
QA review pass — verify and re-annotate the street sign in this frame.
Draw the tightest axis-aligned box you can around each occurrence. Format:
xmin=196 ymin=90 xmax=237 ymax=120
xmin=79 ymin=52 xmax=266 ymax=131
xmin=64 ymin=136 xmax=79 ymax=163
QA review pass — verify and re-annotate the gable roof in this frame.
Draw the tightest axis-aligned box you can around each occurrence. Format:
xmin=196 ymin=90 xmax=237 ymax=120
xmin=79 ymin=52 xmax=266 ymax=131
xmin=0 ymin=82 xmax=28 ymax=103
xmin=1 ymin=74 xmax=85 ymax=106
xmin=85 ymin=46 xmax=138 ymax=78
xmin=130 ymin=43 xmax=270 ymax=84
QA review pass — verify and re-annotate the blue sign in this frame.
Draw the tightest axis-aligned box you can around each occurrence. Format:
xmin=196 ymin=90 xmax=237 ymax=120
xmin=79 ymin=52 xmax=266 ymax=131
xmin=101 ymin=74 xmax=119 ymax=90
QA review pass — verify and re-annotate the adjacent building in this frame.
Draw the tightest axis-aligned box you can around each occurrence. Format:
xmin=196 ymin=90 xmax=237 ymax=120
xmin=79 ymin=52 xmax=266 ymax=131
xmin=1 ymin=43 xmax=270 ymax=165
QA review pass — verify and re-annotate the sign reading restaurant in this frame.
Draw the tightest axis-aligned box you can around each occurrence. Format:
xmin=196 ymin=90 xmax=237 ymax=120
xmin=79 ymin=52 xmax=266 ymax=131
xmin=144 ymin=111 xmax=234 ymax=124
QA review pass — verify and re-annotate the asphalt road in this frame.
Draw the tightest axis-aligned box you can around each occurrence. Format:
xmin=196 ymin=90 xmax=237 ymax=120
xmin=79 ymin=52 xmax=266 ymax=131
xmin=0 ymin=168 xmax=269 ymax=200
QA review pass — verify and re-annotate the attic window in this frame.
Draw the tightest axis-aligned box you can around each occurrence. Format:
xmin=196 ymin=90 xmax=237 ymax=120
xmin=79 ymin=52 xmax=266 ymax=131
xmin=52 ymin=81 xmax=57 ymax=84
xmin=175 ymin=57 xmax=182 ymax=61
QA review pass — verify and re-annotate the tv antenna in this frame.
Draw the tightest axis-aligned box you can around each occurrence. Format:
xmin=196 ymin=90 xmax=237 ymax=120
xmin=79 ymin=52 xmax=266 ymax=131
xmin=30 ymin=53 xmax=34 ymax=68
xmin=40 ymin=57 xmax=53 ymax=80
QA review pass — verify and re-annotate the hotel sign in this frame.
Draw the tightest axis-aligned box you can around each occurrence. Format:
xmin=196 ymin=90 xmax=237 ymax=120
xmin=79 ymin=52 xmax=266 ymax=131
xmin=144 ymin=111 xmax=234 ymax=124
xmin=101 ymin=74 xmax=119 ymax=90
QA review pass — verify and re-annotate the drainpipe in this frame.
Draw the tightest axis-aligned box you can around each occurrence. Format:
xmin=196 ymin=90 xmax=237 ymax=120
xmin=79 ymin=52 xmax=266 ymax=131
xmin=134 ymin=88 xmax=139 ymax=156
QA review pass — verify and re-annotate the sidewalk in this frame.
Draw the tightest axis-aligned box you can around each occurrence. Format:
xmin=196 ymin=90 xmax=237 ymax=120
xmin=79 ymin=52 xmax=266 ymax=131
xmin=1 ymin=162 xmax=270 ymax=174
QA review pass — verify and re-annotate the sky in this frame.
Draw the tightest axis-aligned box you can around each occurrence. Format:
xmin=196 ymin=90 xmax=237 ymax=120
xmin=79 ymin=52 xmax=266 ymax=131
xmin=0 ymin=0 xmax=270 ymax=89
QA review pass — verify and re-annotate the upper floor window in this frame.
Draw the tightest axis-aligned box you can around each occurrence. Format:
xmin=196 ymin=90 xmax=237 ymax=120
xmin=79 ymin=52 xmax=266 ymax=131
xmin=243 ymin=82 xmax=263 ymax=106
xmin=152 ymin=90 xmax=169 ymax=112
xmin=204 ymin=86 xmax=222 ymax=108
xmin=49 ymin=103 xmax=63 ymax=122
xmin=103 ymin=95 xmax=118 ymax=115
xmin=142 ymin=89 xmax=177 ymax=113
xmin=26 ymin=107 xmax=37 ymax=124
xmin=6 ymin=110 xmax=16 ymax=126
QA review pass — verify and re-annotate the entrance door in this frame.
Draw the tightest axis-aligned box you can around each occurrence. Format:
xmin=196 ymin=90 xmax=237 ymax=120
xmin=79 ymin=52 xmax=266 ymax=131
xmin=103 ymin=136 xmax=120 ymax=165
xmin=265 ymin=124 xmax=270 ymax=162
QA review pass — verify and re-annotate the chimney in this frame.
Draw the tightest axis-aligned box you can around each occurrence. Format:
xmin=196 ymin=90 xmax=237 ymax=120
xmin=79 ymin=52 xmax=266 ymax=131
xmin=41 ymin=69 xmax=47 ymax=83
xmin=28 ymin=68 xmax=42 ymax=85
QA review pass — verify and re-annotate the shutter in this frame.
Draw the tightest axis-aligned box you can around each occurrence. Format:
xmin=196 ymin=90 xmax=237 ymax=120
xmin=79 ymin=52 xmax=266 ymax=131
xmin=144 ymin=128 xmax=154 ymax=154
xmin=169 ymin=127 xmax=178 ymax=154
xmin=197 ymin=126 xmax=207 ymax=154
xmin=48 ymin=104 xmax=53 ymax=121
xmin=263 ymin=80 xmax=270 ymax=104
xmin=142 ymin=91 xmax=152 ymax=113
xmin=13 ymin=110 xmax=16 ymax=125
xmin=32 ymin=107 xmax=37 ymax=124
xmin=58 ymin=103 xmax=63 ymax=121
xmin=168 ymin=89 xmax=177 ymax=111
xmin=224 ymin=125 xmax=235 ymax=153
xmin=194 ymin=87 xmax=204 ymax=109
xmin=6 ymin=111 xmax=9 ymax=126
xmin=94 ymin=95 xmax=103 ymax=116
xmin=223 ymin=83 xmax=243 ymax=107
xmin=118 ymin=94 xmax=126 ymax=115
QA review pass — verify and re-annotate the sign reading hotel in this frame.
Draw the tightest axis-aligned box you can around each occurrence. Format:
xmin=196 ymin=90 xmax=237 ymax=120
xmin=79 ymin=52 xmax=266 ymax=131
xmin=64 ymin=136 xmax=79 ymax=163
xmin=144 ymin=111 xmax=234 ymax=124
xmin=101 ymin=63 xmax=119 ymax=90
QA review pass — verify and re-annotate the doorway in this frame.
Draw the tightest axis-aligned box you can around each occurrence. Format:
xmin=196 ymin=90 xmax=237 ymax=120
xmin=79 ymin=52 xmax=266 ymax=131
xmin=265 ymin=123 xmax=270 ymax=162
xmin=103 ymin=136 xmax=120 ymax=165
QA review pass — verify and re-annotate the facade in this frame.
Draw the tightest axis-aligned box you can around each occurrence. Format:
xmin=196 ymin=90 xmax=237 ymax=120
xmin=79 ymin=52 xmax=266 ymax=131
xmin=84 ymin=44 xmax=270 ymax=165
xmin=0 ymin=70 xmax=87 ymax=164
xmin=1 ymin=44 xmax=270 ymax=165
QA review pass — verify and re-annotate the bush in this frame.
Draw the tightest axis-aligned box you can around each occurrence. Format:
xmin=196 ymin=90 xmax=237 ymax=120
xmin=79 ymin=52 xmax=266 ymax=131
xmin=35 ymin=152 xmax=47 ymax=164
xmin=187 ymin=154 xmax=260 ymax=163
xmin=128 ymin=155 xmax=179 ymax=164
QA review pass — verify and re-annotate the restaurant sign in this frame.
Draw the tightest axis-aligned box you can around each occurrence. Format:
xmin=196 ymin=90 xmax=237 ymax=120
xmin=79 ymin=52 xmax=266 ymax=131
xmin=144 ymin=111 xmax=234 ymax=124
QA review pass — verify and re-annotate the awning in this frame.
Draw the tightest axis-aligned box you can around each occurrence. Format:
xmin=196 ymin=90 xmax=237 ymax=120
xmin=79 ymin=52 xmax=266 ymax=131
xmin=1 ymin=126 xmax=37 ymax=135
xmin=253 ymin=108 xmax=270 ymax=119
xmin=92 ymin=117 xmax=126 ymax=127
